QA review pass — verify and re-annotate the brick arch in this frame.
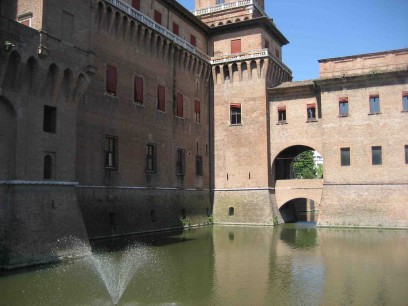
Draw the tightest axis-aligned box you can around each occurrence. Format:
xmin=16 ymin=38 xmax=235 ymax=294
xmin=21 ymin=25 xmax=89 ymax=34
xmin=272 ymin=144 xmax=323 ymax=181
xmin=2 ymin=50 xmax=21 ymax=91
xmin=0 ymin=96 xmax=17 ymax=180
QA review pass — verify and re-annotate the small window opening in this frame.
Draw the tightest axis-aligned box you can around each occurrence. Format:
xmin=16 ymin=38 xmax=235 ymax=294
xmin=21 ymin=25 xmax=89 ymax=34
xmin=150 ymin=210 xmax=157 ymax=222
xmin=43 ymin=105 xmax=57 ymax=133
xmin=44 ymin=154 xmax=53 ymax=179
xmin=341 ymin=148 xmax=350 ymax=166
xmin=369 ymin=95 xmax=380 ymax=114
xmin=196 ymin=155 xmax=203 ymax=176
xmin=228 ymin=207 xmax=234 ymax=216
xmin=176 ymin=149 xmax=185 ymax=176
xmin=372 ymin=146 xmax=382 ymax=165
xmin=307 ymin=104 xmax=316 ymax=121
xmin=278 ymin=107 xmax=286 ymax=123
xmin=145 ymin=143 xmax=156 ymax=172
xmin=339 ymin=98 xmax=349 ymax=116
xmin=230 ymin=104 xmax=241 ymax=125
xmin=402 ymin=93 xmax=408 ymax=112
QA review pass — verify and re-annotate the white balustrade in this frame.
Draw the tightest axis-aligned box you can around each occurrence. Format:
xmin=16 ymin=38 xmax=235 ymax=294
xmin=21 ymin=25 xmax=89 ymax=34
xmin=102 ymin=0 xmax=290 ymax=75
xmin=192 ymin=0 xmax=266 ymax=17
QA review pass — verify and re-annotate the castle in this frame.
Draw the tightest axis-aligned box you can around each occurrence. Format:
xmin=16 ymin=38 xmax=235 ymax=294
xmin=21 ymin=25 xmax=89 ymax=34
xmin=0 ymin=0 xmax=407 ymax=269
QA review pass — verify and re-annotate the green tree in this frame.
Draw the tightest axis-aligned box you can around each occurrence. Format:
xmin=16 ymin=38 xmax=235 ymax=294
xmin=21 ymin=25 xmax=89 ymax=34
xmin=291 ymin=151 xmax=317 ymax=179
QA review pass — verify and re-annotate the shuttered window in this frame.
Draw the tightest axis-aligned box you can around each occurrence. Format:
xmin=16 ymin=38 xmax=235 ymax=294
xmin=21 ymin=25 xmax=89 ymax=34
xmin=106 ymin=65 xmax=117 ymax=95
xmin=145 ymin=144 xmax=156 ymax=172
xmin=231 ymin=39 xmax=241 ymax=54
xmin=104 ymin=136 xmax=118 ymax=170
xmin=195 ymin=100 xmax=201 ymax=123
xmin=339 ymin=97 xmax=348 ymax=116
xmin=173 ymin=22 xmax=179 ymax=35
xmin=157 ymin=85 xmax=165 ymax=111
xmin=402 ymin=92 xmax=408 ymax=112
xmin=134 ymin=76 xmax=143 ymax=104
xmin=369 ymin=95 xmax=380 ymax=114
xmin=131 ymin=0 xmax=140 ymax=10
xmin=176 ymin=93 xmax=183 ymax=117
xmin=154 ymin=10 xmax=162 ymax=24
xmin=190 ymin=35 xmax=197 ymax=47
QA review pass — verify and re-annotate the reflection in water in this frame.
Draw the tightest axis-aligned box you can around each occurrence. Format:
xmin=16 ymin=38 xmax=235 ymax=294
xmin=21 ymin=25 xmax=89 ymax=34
xmin=0 ymin=225 xmax=407 ymax=305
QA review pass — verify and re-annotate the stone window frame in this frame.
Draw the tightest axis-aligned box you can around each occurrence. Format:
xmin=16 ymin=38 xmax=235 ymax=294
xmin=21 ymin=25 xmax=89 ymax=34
xmin=369 ymin=94 xmax=381 ymax=115
xmin=339 ymin=97 xmax=349 ymax=117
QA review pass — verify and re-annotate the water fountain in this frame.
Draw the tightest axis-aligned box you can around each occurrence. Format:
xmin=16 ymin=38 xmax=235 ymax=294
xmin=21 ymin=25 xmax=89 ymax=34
xmin=54 ymin=237 xmax=155 ymax=305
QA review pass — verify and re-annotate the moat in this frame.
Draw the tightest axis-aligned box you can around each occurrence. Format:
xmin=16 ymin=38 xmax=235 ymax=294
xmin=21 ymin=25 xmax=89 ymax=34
xmin=1 ymin=224 xmax=407 ymax=306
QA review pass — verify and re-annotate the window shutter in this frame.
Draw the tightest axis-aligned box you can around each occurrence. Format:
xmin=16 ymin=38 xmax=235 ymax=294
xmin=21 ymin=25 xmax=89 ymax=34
xmin=231 ymin=39 xmax=241 ymax=54
xmin=402 ymin=91 xmax=408 ymax=97
xmin=154 ymin=10 xmax=162 ymax=24
xmin=190 ymin=35 xmax=197 ymax=47
xmin=339 ymin=97 xmax=348 ymax=102
xmin=177 ymin=93 xmax=183 ymax=117
xmin=131 ymin=0 xmax=140 ymax=10
xmin=195 ymin=100 xmax=200 ymax=113
xmin=106 ymin=65 xmax=117 ymax=95
xmin=158 ymin=85 xmax=165 ymax=111
xmin=230 ymin=103 xmax=241 ymax=108
xmin=134 ymin=76 xmax=143 ymax=103
xmin=173 ymin=23 xmax=179 ymax=35
xmin=277 ymin=106 xmax=286 ymax=111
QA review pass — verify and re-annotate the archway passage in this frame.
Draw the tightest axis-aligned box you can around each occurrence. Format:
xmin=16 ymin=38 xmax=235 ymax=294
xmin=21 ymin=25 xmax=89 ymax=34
xmin=0 ymin=97 xmax=16 ymax=180
xmin=274 ymin=145 xmax=323 ymax=180
xmin=279 ymin=198 xmax=318 ymax=223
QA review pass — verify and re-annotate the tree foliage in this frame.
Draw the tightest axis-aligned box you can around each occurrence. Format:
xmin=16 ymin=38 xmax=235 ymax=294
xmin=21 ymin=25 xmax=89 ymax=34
xmin=291 ymin=151 xmax=322 ymax=179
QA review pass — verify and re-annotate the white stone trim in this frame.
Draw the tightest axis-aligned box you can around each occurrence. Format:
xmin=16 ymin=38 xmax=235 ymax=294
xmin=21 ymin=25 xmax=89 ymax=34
xmin=0 ymin=180 xmax=79 ymax=186
xmin=192 ymin=0 xmax=266 ymax=18
xmin=103 ymin=0 xmax=211 ymax=62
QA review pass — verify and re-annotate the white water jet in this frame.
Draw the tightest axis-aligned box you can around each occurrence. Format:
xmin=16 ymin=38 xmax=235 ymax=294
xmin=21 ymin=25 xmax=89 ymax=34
xmin=89 ymin=244 xmax=151 ymax=305
xmin=54 ymin=237 xmax=154 ymax=305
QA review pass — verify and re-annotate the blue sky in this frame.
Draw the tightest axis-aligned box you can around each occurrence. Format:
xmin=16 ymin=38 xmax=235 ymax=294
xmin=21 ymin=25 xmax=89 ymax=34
xmin=178 ymin=0 xmax=408 ymax=80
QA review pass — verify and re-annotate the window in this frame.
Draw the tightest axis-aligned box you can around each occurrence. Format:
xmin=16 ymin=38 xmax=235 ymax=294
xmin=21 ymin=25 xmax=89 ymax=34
xmin=190 ymin=35 xmax=196 ymax=47
xmin=372 ymin=146 xmax=382 ymax=165
xmin=405 ymin=145 xmax=408 ymax=164
xmin=154 ymin=10 xmax=162 ymax=25
xmin=275 ymin=49 xmax=280 ymax=58
xmin=176 ymin=93 xmax=183 ymax=117
xmin=341 ymin=148 xmax=350 ymax=166
xmin=176 ymin=149 xmax=185 ymax=176
xmin=230 ymin=104 xmax=241 ymax=125
xmin=104 ymin=136 xmax=118 ymax=169
xmin=106 ymin=65 xmax=117 ymax=96
xmin=150 ymin=210 xmax=157 ymax=222
xmin=195 ymin=100 xmax=201 ymax=123
xmin=216 ymin=0 xmax=225 ymax=4
xmin=307 ymin=104 xmax=316 ymax=121
xmin=265 ymin=39 xmax=269 ymax=50
xmin=278 ymin=106 xmax=286 ymax=123
xmin=196 ymin=155 xmax=203 ymax=176
xmin=134 ymin=76 xmax=143 ymax=104
xmin=403 ymin=92 xmax=408 ymax=112
xmin=369 ymin=95 xmax=380 ymax=114
xmin=43 ymin=105 xmax=56 ymax=133
xmin=339 ymin=98 xmax=348 ymax=116
xmin=173 ymin=22 xmax=179 ymax=35
xmin=18 ymin=13 xmax=32 ymax=27
xmin=157 ymin=85 xmax=165 ymax=111
xmin=228 ymin=207 xmax=234 ymax=216
xmin=145 ymin=144 xmax=156 ymax=172
xmin=43 ymin=154 xmax=54 ymax=179
xmin=231 ymin=39 xmax=241 ymax=54
xmin=131 ymin=0 xmax=140 ymax=10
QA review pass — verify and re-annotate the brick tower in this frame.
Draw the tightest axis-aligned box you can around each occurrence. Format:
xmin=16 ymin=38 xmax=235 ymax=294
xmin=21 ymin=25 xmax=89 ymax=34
xmin=195 ymin=0 xmax=292 ymax=223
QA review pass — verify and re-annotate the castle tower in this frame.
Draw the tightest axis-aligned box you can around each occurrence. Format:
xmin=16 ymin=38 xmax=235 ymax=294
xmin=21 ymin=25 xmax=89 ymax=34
xmin=193 ymin=0 xmax=266 ymax=27
xmin=196 ymin=1 xmax=292 ymax=224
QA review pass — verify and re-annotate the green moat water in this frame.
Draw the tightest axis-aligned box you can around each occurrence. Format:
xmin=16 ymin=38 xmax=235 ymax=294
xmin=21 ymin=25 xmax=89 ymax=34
xmin=1 ymin=224 xmax=407 ymax=305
